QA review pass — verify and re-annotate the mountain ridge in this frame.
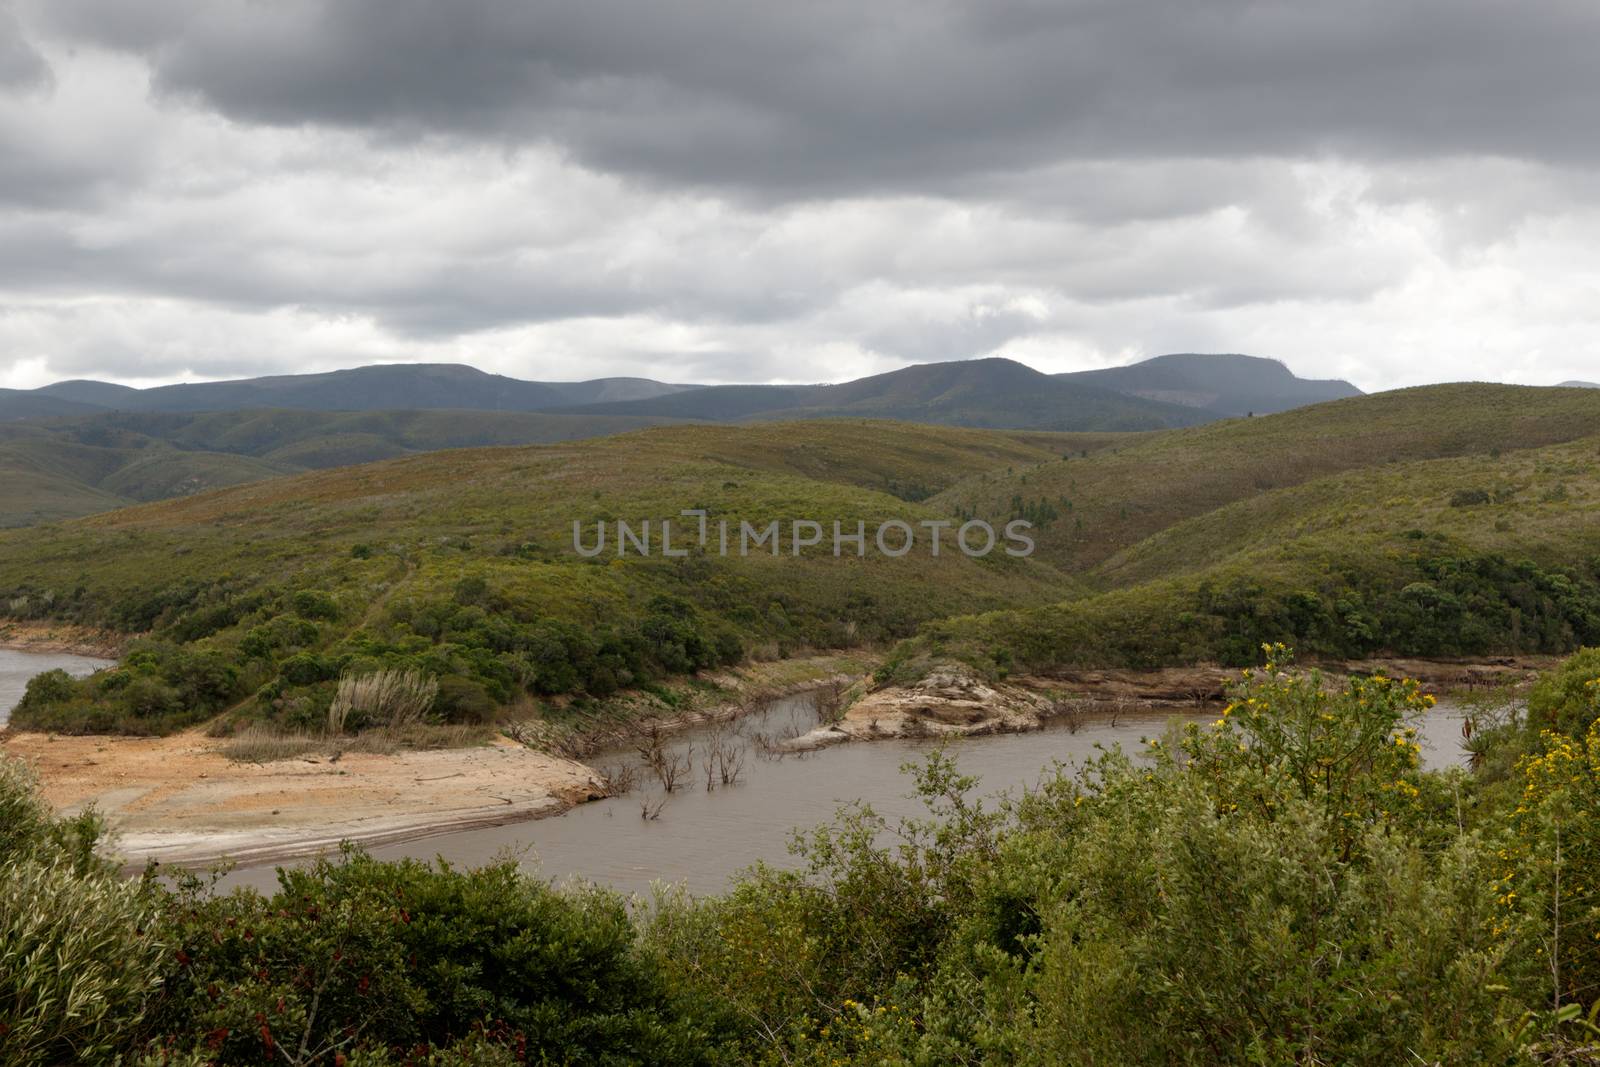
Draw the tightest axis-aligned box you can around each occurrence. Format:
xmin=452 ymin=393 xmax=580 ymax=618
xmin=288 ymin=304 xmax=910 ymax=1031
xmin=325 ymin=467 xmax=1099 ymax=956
xmin=1057 ymin=353 xmax=1361 ymax=417
xmin=559 ymin=357 xmax=1215 ymax=431
xmin=33 ymin=364 xmax=700 ymax=415
xmin=6 ymin=353 xmax=1360 ymax=427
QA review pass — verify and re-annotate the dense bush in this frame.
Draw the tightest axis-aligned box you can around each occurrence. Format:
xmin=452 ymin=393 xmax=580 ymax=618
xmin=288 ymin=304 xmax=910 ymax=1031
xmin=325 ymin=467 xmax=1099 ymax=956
xmin=903 ymin=551 xmax=1600 ymax=681
xmin=140 ymin=852 xmax=724 ymax=1065
xmin=1524 ymin=647 xmax=1600 ymax=736
xmin=11 ymin=641 xmax=246 ymax=735
xmin=10 ymin=650 xmax=1600 ymax=1062
xmin=10 ymin=579 xmax=754 ymax=735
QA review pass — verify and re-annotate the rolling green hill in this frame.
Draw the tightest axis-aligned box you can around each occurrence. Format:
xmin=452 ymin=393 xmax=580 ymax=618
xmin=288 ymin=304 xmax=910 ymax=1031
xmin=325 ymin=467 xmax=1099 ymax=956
xmin=933 ymin=383 xmax=1600 ymax=575
xmin=877 ymin=387 xmax=1600 ymax=682
xmin=0 ymin=421 xmax=1090 ymax=734
xmin=0 ymin=425 xmax=298 ymax=527
xmin=11 ymin=383 xmax=1600 ymax=738
xmin=0 ymin=409 xmax=692 ymax=527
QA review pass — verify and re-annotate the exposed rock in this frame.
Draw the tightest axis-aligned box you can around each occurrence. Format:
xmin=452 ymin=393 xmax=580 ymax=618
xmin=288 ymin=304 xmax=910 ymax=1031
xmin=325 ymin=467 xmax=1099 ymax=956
xmin=807 ymin=656 xmax=1556 ymax=748
xmin=806 ymin=665 xmax=1052 ymax=746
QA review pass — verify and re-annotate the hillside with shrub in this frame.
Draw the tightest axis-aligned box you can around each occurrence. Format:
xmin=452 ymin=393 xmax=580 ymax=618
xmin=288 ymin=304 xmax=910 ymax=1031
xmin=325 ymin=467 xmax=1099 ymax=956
xmin=0 ymin=408 xmax=691 ymax=527
xmin=934 ymin=382 xmax=1600 ymax=574
xmin=0 ymin=421 xmax=1087 ymax=736
xmin=883 ymin=427 xmax=1600 ymax=682
xmin=8 ymin=384 xmax=1600 ymax=739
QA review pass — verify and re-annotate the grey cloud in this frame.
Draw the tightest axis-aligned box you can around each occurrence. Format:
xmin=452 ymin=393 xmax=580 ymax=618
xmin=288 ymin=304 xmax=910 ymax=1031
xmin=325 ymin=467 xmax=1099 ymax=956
xmin=25 ymin=0 xmax=1600 ymax=199
xmin=0 ymin=4 xmax=49 ymax=91
xmin=5 ymin=0 xmax=1600 ymax=392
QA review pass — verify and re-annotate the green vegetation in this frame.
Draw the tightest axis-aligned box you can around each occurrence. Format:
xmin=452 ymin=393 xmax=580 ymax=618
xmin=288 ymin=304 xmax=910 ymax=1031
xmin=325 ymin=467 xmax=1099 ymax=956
xmin=11 ymin=383 xmax=1600 ymax=735
xmin=7 ymin=648 xmax=1600 ymax=1063
xmin=881 ymin=385 xmax=1600 ymax=681
xmin=1 ymin=421 xmax=1083 ymax=735
xmin=936 ymin=382 xmax=1600 ymax=573
xmin=0 ymin=409 xmax=690 ymax=527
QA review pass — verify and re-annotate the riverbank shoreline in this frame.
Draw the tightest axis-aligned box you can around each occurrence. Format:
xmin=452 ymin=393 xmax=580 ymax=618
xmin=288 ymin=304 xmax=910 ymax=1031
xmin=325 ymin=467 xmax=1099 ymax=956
xmin=781 ymin=655 xmax=1554 ymax=751
xmin=0 ymin=652 xmax=873 ymax=873
xmin=0 ymin=651 xmax=1552 ymax=874
xmin=0 ymin=620 xmax=128 ymax=659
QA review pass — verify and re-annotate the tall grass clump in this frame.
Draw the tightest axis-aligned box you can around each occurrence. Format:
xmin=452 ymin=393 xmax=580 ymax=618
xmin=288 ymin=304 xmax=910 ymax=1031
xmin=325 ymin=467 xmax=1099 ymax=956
xmin=1 ymin=755 xmax=166 ymax=1065
xmin=327 ymin=668 xmax=438 ymax=734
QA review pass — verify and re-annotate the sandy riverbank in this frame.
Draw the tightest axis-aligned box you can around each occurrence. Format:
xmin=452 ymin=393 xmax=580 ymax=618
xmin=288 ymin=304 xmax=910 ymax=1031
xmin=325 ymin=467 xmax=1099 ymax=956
xmin=0 ymin=728 xmax=607 ymax=871
xmin=0 ymin=652 xmax=874 ymax=872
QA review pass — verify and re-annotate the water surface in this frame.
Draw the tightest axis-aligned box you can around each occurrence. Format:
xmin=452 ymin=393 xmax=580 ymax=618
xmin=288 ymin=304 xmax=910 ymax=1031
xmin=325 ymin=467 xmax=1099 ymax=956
xmin=221 ymin=691 xmax=1471 ymax=897
xmin=0 ymin=648 xmax=114 ymax=728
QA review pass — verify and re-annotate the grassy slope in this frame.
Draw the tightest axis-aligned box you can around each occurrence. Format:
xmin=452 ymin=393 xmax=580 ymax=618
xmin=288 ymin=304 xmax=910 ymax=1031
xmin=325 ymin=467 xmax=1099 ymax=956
xmin=0 ymin=410 xmax=692 ymax=527
xmin=0 ymin=421 xmax=1083 ymax=615
xmin=1097 ymin=436 xmax=1600 ymax=588
xmin=0 ymin=427 xmax=295 ymax=527
xmin=890 ymin=423 xmax=1600 ymax=678
xmin=933 ymin=383 xmax=1600 ymax=577
xmin=0 ymin=421 xmax=1088 ymax=733
xmin=12 ymin=384 xmax=1600 ymax=732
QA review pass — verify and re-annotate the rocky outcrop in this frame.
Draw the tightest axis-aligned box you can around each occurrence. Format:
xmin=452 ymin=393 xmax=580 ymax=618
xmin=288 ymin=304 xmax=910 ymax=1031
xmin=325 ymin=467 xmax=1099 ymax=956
xmin=780 ymin=656 xmax=1556 ymax=751
xmin=782 ymin=666 xmax=1053 ymax=750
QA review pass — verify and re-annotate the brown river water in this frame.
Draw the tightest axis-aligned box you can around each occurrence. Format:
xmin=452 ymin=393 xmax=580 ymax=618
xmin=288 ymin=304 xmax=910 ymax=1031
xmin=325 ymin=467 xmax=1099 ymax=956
xmin=0 ymin=650 xmax=1474 ymax=897
xmin=217 ymin=688 xmax=1474 ymax=898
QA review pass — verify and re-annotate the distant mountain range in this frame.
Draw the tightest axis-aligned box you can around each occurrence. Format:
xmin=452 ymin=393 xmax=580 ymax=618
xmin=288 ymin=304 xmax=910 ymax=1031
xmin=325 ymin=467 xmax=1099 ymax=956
xmin=0 ymin=353 xmax=1364 ymax=526
xmin=1558 ymin=380 xmax=1599 ymax=388
xmin=540 ymin=354 xmax=1362 ymax=429
xmin=564 ymin=358 xmax=1211 ymax=431
xmin=1057 ymin=353 xmax=1361 ymax=417
xmin=28 ymin=364 xmax=696 ymax=415
xmin=2 ymin=353 xmax=1359 ymax=427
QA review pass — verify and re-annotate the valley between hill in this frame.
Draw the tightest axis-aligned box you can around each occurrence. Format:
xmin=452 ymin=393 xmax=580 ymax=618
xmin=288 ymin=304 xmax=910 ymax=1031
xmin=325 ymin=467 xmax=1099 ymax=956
xmin=0 ymin=378 xmax=1596 ymax=869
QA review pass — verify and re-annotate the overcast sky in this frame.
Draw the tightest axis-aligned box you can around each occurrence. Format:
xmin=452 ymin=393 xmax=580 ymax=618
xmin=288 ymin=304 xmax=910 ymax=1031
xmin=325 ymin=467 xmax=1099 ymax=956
xmin=2 ymin=0 xmax=1598 ymax=392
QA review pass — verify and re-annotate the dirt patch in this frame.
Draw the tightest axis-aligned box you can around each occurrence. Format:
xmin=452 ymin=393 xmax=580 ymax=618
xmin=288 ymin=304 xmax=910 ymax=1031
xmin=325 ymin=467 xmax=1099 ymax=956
xmin=0 ymin=728 xmax=604 ymax=871
xmin=0 ymin=652 xmax=875 ymax=872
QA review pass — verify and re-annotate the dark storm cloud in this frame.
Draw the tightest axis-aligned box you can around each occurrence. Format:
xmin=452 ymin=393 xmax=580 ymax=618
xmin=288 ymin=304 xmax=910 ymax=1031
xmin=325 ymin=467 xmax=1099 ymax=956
xmin=28 ymin=0 xmax=1600 ymax=198
xmin=3 ymin=0 xmax=1599 ymax=390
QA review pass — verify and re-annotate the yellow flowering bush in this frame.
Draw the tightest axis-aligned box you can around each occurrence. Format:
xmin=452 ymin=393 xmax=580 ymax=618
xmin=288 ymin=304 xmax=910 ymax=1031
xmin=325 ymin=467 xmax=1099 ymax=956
xmin=1180 ymin=644 xmax=1434 ymax=858
xmin=1498 ymin=711 xmax=1600 ymax=1007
